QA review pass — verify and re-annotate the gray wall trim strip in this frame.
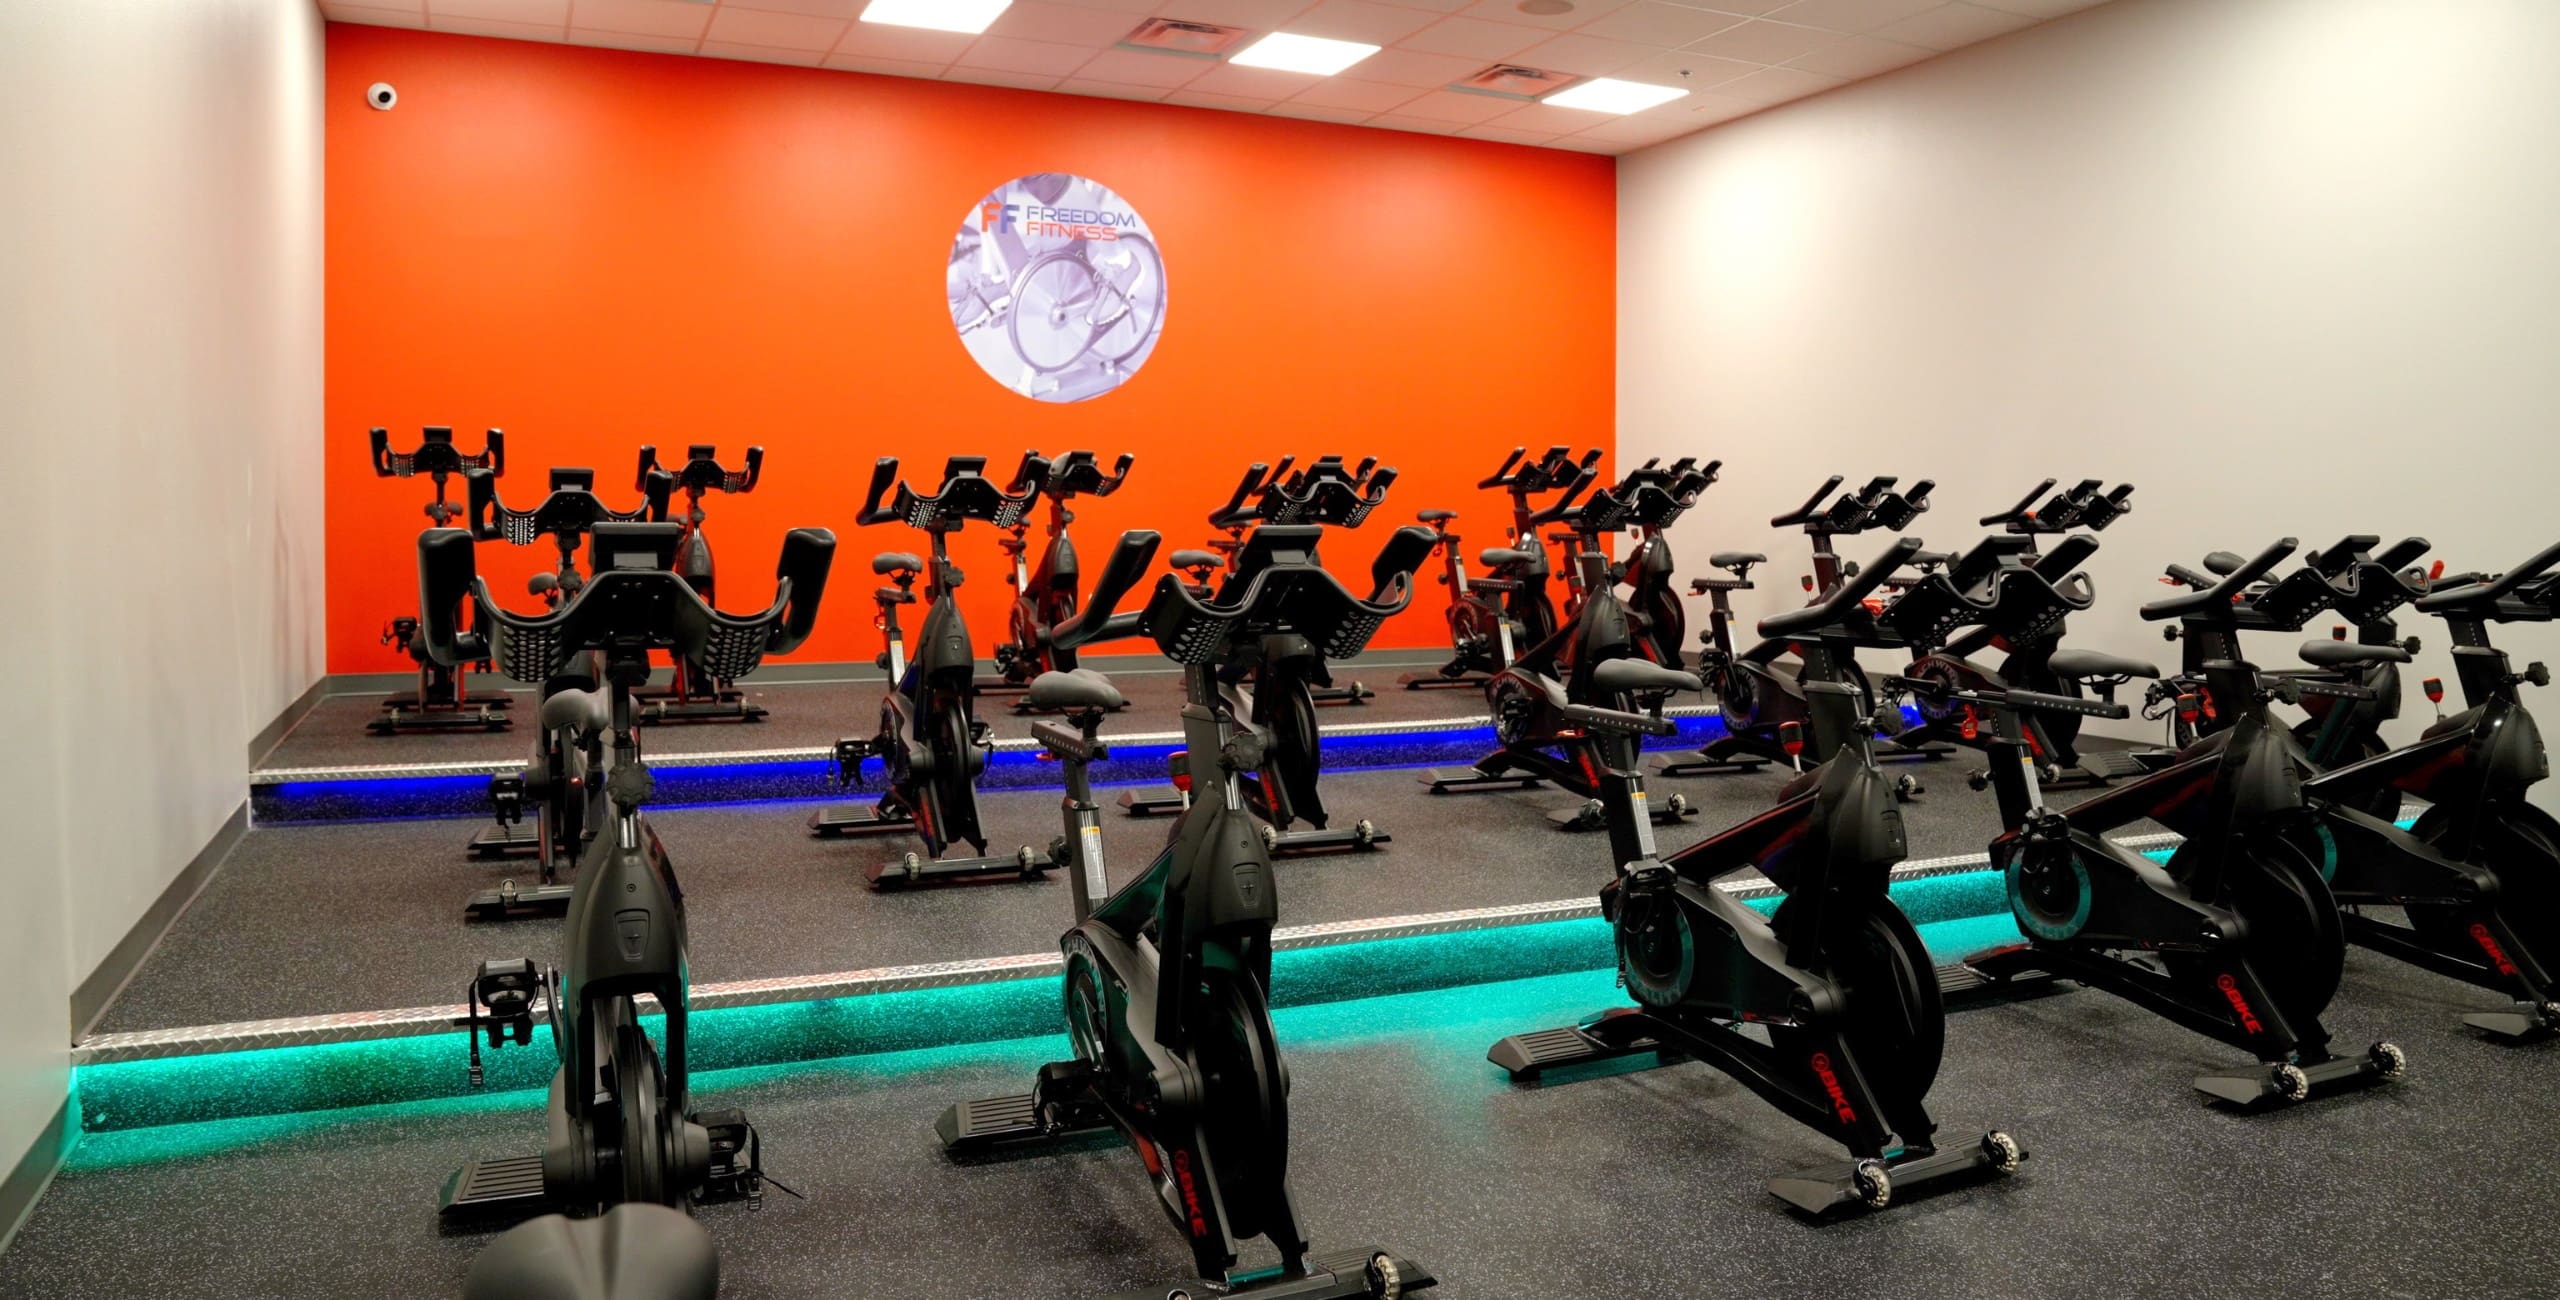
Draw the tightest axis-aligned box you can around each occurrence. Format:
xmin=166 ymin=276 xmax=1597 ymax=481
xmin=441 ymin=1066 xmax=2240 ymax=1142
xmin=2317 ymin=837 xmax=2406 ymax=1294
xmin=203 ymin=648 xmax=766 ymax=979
xmin=69 ymin=803 xmax=248 ymax=1043
xmin=0 ymin=1097 xmax=71 ymax=1258
xmin=247 ymin=674 xmax=332 ymax=768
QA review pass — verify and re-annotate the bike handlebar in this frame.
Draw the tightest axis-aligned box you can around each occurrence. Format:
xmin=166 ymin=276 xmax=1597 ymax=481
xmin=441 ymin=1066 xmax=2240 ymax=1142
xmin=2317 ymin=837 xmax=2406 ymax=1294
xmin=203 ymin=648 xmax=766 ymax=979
xmin=2142 ymin=537 xmax=2297 ymax=621
xmin=1050 ymin=530 xmax=1164 ymax=650
xmin=2415 ymin=539 xmax=2560 ymax=612
xmin=1771 ymin=475 xmax=1847 ymax=528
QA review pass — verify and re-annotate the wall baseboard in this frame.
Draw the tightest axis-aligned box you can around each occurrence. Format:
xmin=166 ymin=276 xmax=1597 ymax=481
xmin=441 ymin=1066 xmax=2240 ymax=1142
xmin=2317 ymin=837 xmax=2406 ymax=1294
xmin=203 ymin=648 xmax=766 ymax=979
xmin=0 ymin=1097 xmax=71 ymax=1258
xmin=246 ymin=674 xmax=331 ymax=768
xmin=69 ymin=803 xmax=248 ymax=1043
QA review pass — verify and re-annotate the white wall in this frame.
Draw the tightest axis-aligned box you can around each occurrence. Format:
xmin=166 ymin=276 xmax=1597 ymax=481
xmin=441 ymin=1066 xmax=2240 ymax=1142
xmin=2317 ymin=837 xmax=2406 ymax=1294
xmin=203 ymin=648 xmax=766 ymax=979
xmin=1620 ymin=0 xmax=2560 ymax=775
xmin=0 ymin=0 xmax=326 ymax=1191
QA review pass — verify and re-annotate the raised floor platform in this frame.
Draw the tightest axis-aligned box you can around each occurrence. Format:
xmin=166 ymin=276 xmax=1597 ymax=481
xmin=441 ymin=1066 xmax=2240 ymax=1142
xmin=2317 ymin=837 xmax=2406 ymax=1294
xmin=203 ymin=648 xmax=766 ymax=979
xmin=16 ymin=951 xmax=2551 ymax=1300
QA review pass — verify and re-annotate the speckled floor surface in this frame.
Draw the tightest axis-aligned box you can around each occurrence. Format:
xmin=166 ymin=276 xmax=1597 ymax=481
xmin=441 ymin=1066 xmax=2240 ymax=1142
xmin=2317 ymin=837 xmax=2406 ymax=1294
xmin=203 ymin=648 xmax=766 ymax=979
xmin=260 ymin=653 xmax=1473 ymax=772
xmin=17 ymin=950 xmax=2558 ymax=1299
xmin=100 ymin=754 xmax=2124 ymax=1034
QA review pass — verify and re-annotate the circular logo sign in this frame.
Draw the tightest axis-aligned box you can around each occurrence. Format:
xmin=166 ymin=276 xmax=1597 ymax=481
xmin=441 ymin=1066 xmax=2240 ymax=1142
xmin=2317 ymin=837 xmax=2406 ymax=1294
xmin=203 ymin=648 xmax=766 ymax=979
xmin=947 ymin=173 xmax=1168 ymax=403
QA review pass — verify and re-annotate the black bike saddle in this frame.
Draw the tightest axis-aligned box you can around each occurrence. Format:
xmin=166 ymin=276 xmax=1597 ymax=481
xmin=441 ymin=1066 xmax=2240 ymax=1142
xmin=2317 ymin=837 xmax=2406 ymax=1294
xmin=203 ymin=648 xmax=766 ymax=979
xmin=1417 ymin=508 xmax=1456 ymax=523
xmin=2049 ymin=648 xmax=2160 ymax=681
xmin=462 ymin=1204 xmax=716 ymax=1300
xmin=1710 ymin=551 xmax=1767 ymax=572
xmin=1169 ymin=549 xmax=1224 ymax=572
xmin=1592 ymin=657 xmax=1702 ymax=696
xmin=2298 ymin=639 xmax=2412 ymax=668
xmin=1028 ymin=668 xmax=1123 ymax=712
xmin=873 ymin=551 xmax=924 ymax=575
xmin=1479 ymin=546 xmax=1535 ymax=569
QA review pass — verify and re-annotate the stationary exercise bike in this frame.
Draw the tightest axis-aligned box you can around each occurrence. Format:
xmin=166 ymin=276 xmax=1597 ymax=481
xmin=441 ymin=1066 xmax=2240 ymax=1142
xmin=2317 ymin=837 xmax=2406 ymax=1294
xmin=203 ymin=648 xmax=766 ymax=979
xmin=937 ymin=523 xmax=1436 ymax=1300
xmin=2296 ymin=540 xmax=2560 ymax=1038
xmin=430 ymin=518 xmax=832 ymax=1236
xmin=1664 ymin=474 xmax=1952 ymax=777
xmin=463 ymin=466 xmax=673 ymax=919
xmin=1948 ymin=538 xmax=2407 ymax=1104
xmin=1214 ymin=455 xmax=1398 ymax=707
xmin=631 ymin=443 xmax=768 ymax=725
xmin=1893 ymin=479 xmax=2149 ymax=788
xmin=1490 ymin=537 xmax=2024 ymax=1216
xmin=812 ymin=456 xmax=1047 ymax=888
xmin=1398 ymin=446 xmax=1601 ymax=690
xmin=1615 ymin=456 xmax=1721 ymax=667
xmin=980 ymin=448 xmax=1136 ymax=705
xmin=367 ymin=426 xmax=512 ymax=736
xmin=1420 ymin=466 xmax=1713 ymax=830
xmin=1121 ymin=522 xmax=1443 ymax=859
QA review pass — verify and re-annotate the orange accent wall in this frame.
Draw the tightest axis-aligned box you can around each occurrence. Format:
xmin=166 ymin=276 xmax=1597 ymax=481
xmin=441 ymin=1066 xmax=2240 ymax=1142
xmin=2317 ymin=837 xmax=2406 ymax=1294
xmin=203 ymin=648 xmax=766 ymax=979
xmin=325 ymin=25 xmax=1615 ymax=672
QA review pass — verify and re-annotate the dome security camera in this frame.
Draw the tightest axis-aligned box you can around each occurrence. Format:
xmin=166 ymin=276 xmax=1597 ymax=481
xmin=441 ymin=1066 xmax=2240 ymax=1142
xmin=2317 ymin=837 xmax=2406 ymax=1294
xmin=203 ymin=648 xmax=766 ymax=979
xmin=367 ymin=82 xmax=397 ymax=111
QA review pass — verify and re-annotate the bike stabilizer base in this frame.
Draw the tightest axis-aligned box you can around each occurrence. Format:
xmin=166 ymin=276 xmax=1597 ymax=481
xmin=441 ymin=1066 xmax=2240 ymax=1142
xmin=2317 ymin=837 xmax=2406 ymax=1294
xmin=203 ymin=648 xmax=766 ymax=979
xmin=467 ymin=821 xmax=544 ymax=861
xmin=1103 ymin=1248 xmax=1437 ymax=1300
xmin=370 ymin=699 xmax=511 ymax=737
xmin=1766 ymin=1135 xmax=2026 ymax=1218
xmin=464 ymin=879 xmax=574 ymax=921
xmin=863 ymin=846 xmax=1046 ymax=891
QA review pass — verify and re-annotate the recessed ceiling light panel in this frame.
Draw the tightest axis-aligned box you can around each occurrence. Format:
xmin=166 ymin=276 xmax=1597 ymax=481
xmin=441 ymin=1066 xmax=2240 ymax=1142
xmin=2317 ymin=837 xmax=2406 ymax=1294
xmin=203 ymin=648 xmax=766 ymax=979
xmin=1544 ymin=77 xmax=1689 ymax=114
xmin=1227 ymin=32 xmax=1381 ymax=77
xmin=1120 ymin=18 xmax=1251 ymax=58
xmin=860 ymin=0 xmax=1012 ymax=35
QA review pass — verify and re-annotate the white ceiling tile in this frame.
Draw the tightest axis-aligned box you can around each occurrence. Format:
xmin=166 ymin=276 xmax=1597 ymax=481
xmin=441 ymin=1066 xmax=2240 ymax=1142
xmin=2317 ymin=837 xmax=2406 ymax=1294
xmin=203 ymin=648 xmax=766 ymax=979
xmin=1372 ymin=0 xmax=1468 ymax=11
xmin=1713 ymin=62 xmax=1844 ymax=103
xmin=1509 ymin=30 xmax=1657 ymax=76
xmin=577 ymin=28 xmax=702 ymax=51
xmin=323 ymin=5 xmax=430 ymax=28
xmin=1683 ymin=18 xmax=1832 ymax=62
xmin=983 ymin=2 xmax=1148 ymax=44
xmin=1055 ymin=76 xmax=1177 ymax=100
xmin=1335 ymin=46 xmax=1482 ymax=86
xmin=942 ymin=66 xmax=1065 ymax=90
xmin=1269 ymin=102 xmax=1376 ymax=123
xmin=1290 ymin=0 xmax=1443 ymax=44
xmin=1969 ymin=0 xmax=2108 ymax=15
xmin=955 ymin=34 xmax=1100 ymax=74
xmin=701 ymin=40 xmax=829 ymax=64
xmin=1364 ymin=112 xmax=1465 ymax=135
xmin=1396 ymin=16 xmax=1545 ymax=61
xmin=1575 ymin=1 xmax=1747 ymax=46
xmin=1182 ymin=61 xmax=1323 ymax=97
xmin=822 ymin=51 xmax=950 ymax=75
xmin=1387 ymin=88 xmax=1519 ymax=124
xmin=704 ymin=6 xmax=848 ymax=50
xmin=1766 ymin=0 xmax=1942 ymax=34
xmin=568 ymin=0 xmax=710 ymax=39
xmin=725 ymin=0 xmax=861 ymax=17
xmin=1150 ymin=0 xmax=1318 ymax=28
xmin=1459 ymin=123 xmax=1562 ymax=144
xmin=1785 ymin=32 xmax=1930 ymax=77
xmin=1286 ymin=76 xmax=1422 ymax=111
xmin=1488 ymin=100 xmax=1612 ymax=133
xmin=429 ymin=15 xmax=567 ymax=39
xmin=1870 ymin=1 xmax=2036 ymax=49
xmin=325 ymin=0 xmax=424 ymax=16
xmin=1451 ymin=0 xmax=1636 ymax=31
xmin=1685 ymin=90 xmax=1762 ymax=122
xmin=1664 ymin=0 xmax=1791 ymax=12
xmin=834 ymin=20 xmax=975 ymax=61
xmin=1609 ymin=48 xmax=1766 ymax=87
xmin=432 ymin=0 xmax=567 ymax=20
xmin=1060 ymin=0 xmax=1158 ymax=11
xmin=1546 ymin=134 xmax=1624 ymax=153
xmin=1072 ymin=46 xmax=1218 ymax=86
xmin=1165 ymin=88 xmax=1283 ymax=110
xmin=1570 ymin=108 xmax=1706 ymax=141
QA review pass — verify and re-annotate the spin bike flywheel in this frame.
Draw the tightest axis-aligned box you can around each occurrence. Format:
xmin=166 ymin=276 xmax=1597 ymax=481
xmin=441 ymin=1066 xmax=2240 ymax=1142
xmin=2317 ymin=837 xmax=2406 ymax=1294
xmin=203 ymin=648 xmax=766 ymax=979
xmin=2005 ymin=837 xmax=2097 ymax=943
xmin=1189 ymin=976 xmax=1292 ymax=1239
xmin=1255 ymin=673 xmax=1325 ymax=830
xmin=1613 ymin=876 xmax=1695 ymax=1009
xmin=2166 ymin=835 xmax=2344 ymax=1033
xmin=613 ymin=1024 xmax=680 ymax=1209
xmin=2407 ymin=806 xmax=2560 ymax=974
xmin=1782 ymin=901 xmax=1945 ymax=1106
xmin=926 ymin=693 xmax=986 ymax=851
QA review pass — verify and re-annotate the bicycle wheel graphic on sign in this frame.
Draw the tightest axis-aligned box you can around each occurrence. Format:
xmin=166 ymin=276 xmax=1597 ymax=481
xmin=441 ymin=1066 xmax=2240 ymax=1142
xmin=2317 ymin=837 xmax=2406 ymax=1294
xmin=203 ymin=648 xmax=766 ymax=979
xmin=948 ymin=173 xmax=1169 ymax=403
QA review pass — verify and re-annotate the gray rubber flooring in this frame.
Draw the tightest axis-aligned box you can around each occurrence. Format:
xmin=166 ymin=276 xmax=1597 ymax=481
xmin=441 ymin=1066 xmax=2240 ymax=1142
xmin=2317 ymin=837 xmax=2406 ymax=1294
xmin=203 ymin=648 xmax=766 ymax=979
xmin=102 ymin=760 xmax=2123 ymax=1034
xmin=258 ymin=656 xmax=1476 ymax=772
xmin=16 ymin=949 xmax=2557 ymax=1298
